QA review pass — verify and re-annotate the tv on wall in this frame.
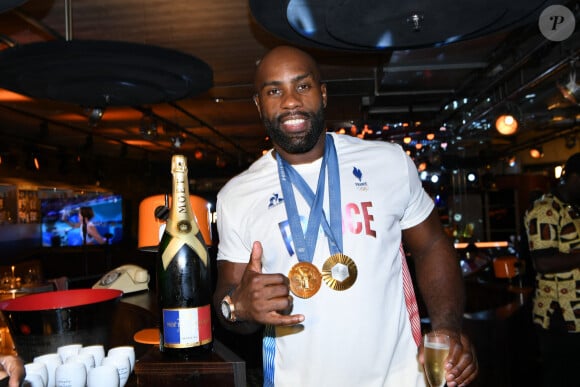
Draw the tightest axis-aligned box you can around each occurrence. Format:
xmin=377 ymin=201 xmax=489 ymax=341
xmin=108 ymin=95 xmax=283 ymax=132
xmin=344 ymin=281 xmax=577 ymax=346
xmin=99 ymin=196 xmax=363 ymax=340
xmin=40 ymin=194 xmax=124 ymax=247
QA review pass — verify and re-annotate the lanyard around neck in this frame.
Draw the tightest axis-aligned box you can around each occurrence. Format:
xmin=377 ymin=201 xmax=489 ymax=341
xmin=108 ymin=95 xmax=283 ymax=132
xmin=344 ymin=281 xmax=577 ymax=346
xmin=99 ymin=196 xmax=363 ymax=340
xmin=276 ymin=134 xmax=343 ymax=263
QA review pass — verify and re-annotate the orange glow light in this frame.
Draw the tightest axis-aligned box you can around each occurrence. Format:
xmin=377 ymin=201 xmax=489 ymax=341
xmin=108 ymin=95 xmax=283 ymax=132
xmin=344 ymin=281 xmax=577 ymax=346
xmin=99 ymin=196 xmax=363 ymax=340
xmin=495 ymin=114 xmax=518 ymax=135
xmin=0 ymin=89 xmax=31 ymax=102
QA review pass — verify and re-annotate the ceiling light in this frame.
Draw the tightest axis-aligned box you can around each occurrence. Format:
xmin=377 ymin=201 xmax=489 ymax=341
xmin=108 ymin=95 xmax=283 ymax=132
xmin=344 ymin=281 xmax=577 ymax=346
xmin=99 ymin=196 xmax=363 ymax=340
xmin=87 ymin=107 xmax=104 ymax=127
xmin=467 ymin=172 xmax=477 ymax=182
xmin=403 ymin=134 xmax=412 ymax=144
xmin=171 ymin=135 xmax=185 ymax=149
xmin=140 ymin=113 xmax=158 ymax=140
xmin=530 ymin=146 xmax=543 ymax=159
xmin=495 ymin=114 xmax=518 ymax=135
xmin=558 ymin=62 xmax=579 ymax=105
xmin=194 ymin=149 xmax=204 ymax=160
xmin=555 ymin=165 xmax=563 ymax=179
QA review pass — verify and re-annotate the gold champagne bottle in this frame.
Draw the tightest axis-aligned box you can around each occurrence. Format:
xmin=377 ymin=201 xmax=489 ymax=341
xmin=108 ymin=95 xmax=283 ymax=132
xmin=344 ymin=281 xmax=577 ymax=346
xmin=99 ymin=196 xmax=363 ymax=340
xmin=157 ymin=155 xmax=212 ymax=358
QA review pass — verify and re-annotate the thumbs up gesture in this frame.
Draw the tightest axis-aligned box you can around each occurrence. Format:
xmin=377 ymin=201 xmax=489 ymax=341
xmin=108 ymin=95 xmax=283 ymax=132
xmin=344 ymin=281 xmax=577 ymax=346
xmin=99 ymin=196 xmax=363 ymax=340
xmin=231 ymin=241 xmax=305 ymax=326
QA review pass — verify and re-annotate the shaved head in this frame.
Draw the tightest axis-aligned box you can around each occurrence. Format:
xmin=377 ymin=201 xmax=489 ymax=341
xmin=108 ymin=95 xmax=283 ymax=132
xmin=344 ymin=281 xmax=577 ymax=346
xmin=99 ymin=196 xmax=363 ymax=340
xmin=254 ymin=46 xmax=322 ymax=93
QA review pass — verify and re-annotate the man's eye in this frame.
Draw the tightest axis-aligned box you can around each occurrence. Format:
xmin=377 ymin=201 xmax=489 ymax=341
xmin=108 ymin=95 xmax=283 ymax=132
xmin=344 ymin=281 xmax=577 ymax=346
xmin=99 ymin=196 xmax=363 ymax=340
xmin=297 ymin=84 xmax=311 ymax=92
xmin=266 ymin=88 xmax=281 ymax=96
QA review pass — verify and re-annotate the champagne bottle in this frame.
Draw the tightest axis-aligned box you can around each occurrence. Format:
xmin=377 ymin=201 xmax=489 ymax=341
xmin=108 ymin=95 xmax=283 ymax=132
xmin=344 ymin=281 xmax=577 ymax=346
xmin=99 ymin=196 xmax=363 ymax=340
xmin=157 ymin=154 xmax=212 ymax=358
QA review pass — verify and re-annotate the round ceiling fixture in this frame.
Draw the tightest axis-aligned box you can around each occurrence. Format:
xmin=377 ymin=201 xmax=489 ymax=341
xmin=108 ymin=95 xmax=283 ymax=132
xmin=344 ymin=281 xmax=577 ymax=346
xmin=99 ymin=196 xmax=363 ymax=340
xmin=0 ymin=40 xmax=213 ymax=107
xmin=250 ymin=0 xmax=562 ymax=50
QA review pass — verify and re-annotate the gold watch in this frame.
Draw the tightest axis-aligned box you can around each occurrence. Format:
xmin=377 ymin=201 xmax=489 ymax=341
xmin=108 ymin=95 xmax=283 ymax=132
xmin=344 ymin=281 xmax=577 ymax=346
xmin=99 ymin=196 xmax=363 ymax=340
xmin=220 ymin=293 xmax=237 ymax=322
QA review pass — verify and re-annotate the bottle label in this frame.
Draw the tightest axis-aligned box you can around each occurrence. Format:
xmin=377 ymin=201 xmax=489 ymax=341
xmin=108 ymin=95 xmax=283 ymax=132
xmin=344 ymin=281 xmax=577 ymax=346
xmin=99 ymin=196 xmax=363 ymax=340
xmin=162 ymin=305 xmax=212 ymax=348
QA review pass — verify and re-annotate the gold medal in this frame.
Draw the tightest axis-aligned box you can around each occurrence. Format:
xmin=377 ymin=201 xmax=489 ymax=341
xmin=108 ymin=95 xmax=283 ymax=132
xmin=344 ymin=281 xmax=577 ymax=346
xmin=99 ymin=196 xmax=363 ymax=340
xmin=322 ymin=253 xmax=357 ymax=291
xmin=288 ymin=262 xmax=322 ymax=298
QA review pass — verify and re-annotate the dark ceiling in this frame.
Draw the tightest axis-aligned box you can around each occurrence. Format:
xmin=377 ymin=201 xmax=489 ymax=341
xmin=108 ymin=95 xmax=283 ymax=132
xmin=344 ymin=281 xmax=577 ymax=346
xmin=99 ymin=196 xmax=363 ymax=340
xmin=0 ymin=0 xmax=578 ymax=189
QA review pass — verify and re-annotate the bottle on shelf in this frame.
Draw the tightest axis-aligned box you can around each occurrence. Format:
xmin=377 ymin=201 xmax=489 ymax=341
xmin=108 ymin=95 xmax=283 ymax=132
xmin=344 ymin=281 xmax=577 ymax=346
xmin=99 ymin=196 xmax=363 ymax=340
xmin=156 ymin=154 xmax=213 ymax=358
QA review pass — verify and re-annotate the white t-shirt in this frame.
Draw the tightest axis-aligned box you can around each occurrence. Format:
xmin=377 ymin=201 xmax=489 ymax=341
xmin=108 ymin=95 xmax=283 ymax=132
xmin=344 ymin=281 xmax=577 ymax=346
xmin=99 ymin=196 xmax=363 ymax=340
xmin=217 ymin=133 xmax=433 ymax=387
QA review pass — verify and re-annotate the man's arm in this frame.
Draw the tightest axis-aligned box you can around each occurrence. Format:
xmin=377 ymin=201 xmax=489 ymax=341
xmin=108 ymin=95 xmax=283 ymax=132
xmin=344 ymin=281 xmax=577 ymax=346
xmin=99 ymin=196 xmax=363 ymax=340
xmin=403 ymin=210 xmax=464 ymax=332
xmin=403 ymin=209 xmax=478 ymax=386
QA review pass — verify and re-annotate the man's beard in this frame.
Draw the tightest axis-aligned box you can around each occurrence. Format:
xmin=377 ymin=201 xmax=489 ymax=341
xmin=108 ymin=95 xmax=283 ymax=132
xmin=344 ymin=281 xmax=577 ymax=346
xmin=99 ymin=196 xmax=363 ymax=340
xmin=263 ymin=106 xmax=325 ymax=154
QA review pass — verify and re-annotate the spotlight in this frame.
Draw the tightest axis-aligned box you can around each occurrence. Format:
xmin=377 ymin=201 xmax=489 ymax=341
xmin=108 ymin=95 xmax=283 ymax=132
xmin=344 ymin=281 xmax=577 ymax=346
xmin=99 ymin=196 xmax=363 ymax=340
xmin=87 ymin=107 xmax=105 ymax=127
xmin=495 ymin=114 xmax=518 ymax=135
xmin=495 ymin=103 xmax=521 ymax=135
xmin=140 ymin=112 xmax=158 ymax=140
xmin=530 ymin=146 xmax=543 ymax=159
xmin=194 ymin=149 xmax=204 ymax=160
xmin=26 ymin=150 xmax=41 ymax=171
xmin=558 ymin=63 xmax=579 ymax=105
xmin=171 ymin=136 xmax=184 ymax=149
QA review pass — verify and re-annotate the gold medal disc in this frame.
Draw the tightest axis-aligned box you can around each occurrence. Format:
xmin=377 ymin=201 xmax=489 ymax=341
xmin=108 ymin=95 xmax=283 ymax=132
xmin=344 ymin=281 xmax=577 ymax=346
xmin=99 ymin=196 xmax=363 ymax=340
xmin=288 ymin=262 xmax=322 ymax=298
xmin=322 ymin=253 xmax=357 ymax=291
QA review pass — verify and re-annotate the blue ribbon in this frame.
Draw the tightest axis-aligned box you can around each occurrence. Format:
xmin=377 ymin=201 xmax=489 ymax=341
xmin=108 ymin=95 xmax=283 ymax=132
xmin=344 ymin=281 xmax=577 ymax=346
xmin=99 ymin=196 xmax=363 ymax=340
xmin=276 ymin=134 xmax=343 ymax=263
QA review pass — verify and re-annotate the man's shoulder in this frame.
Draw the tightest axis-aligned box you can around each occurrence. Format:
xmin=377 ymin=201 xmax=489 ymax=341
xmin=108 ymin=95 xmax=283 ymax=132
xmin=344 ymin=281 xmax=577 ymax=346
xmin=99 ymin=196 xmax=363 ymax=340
xmin=217 ymin=153 xmax=275 ymax=199
xmin=332 ymin=133 xmax=404 ymax=159
xmin=525 ymin=193 xmax=562 ymax=219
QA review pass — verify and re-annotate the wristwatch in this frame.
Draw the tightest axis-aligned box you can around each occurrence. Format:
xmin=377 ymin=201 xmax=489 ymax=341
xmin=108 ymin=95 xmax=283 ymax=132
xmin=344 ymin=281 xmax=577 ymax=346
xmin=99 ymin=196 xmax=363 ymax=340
xmin=220 ymin=293 xmax=237 ymax=322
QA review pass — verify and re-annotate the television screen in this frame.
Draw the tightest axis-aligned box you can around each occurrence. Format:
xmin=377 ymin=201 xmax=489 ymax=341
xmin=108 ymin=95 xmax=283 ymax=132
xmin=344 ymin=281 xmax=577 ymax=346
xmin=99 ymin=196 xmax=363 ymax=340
xmin=40 ymin=194 xmax=123 ymax=247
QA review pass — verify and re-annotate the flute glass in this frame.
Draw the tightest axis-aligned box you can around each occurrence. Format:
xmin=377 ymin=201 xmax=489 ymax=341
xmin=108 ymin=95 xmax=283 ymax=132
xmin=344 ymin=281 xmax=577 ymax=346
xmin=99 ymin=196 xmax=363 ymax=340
xmin=423 ymin=332 xmax=450 ymax=387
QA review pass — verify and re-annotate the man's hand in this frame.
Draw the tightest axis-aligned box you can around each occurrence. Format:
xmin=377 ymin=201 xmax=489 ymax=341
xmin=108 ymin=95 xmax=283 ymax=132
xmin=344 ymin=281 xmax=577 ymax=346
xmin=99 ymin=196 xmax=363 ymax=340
xmin=418 ymin=330 xmax=478 ymax=386
xmin=232 ymin=241 xmax=305 ymax=326
xmin=0 ymin=355 xmax=24 ymax=387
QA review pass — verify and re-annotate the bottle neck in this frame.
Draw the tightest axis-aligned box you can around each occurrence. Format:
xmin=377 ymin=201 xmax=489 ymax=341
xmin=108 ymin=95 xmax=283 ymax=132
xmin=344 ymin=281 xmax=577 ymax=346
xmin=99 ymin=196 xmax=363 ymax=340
xmin=170 ymin=171 xmax=194 ymax=220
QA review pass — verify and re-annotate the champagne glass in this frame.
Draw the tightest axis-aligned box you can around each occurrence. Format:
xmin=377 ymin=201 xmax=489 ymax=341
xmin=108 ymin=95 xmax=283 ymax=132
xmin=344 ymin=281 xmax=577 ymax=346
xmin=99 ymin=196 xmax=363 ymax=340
xmin=423 ymin=332 xmax=450 ymax=387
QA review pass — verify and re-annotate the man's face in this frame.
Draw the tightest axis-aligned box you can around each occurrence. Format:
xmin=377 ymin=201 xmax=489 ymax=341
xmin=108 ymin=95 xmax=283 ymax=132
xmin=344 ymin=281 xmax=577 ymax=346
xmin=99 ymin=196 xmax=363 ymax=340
xmin=254 ymin=50 xmax=327 ymax=154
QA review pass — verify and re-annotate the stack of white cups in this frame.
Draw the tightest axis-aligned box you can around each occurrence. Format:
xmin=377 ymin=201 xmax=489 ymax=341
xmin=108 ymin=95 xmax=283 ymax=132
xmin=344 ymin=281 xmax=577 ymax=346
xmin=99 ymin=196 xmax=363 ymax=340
xmin=25 ymin=344 xmax=135 ymax=387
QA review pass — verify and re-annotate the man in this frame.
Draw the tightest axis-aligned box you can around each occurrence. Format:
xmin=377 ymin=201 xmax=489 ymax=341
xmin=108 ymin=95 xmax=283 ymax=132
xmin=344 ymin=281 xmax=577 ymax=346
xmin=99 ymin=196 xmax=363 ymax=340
xmin=524 ymin=153 xmax=580 ymax=387
xmin=214 ymin=45 xmax=478 ymax=387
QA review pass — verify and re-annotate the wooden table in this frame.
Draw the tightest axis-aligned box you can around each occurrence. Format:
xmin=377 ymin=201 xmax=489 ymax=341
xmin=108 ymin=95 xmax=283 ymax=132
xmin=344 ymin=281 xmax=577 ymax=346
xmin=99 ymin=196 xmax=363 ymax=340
xmin=134 ymin=340 xmax=246 ymax=387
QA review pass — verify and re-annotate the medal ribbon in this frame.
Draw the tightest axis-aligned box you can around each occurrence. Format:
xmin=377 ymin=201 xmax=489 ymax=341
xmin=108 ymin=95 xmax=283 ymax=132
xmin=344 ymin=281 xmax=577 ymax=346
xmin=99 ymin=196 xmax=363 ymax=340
xmin=276 ymin=134 xmax=343 ymax=263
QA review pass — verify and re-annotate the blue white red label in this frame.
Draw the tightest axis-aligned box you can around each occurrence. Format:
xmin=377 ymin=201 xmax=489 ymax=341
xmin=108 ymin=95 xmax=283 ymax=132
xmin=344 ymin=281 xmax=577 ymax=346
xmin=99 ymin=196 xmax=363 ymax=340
xmin=162 ymin=305 xmax=212 ymax=348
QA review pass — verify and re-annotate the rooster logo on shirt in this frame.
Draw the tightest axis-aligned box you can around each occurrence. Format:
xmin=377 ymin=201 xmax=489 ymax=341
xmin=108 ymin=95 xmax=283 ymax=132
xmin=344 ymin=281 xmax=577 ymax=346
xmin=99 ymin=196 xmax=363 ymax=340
xmin=268 ymin=193 xmax=284 ymax=208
